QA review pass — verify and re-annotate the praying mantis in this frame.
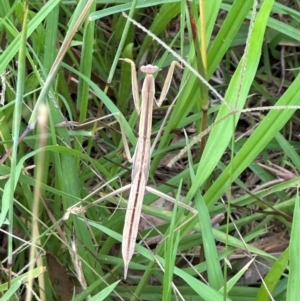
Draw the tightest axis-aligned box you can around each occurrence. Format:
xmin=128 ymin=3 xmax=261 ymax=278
xmin=65 ymin=58 xmax=196 ymax=279
xmin=119 ymin=58 xmax=184 ymax=278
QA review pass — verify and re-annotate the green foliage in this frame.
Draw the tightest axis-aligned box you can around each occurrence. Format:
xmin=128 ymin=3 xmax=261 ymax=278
xmin=0 ymin=0 xmax=299 ymax=300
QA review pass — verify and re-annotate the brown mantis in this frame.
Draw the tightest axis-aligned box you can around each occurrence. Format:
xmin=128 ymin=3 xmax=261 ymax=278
xmin=64 ymin=58 xmax=195 ymax=278
xmin=119 ymin=58 xmax=185 ymax=278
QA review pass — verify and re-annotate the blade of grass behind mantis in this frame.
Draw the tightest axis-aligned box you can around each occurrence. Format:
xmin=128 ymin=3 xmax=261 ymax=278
xmin=2 ymin=3 xmax=28 ymax=269
xmin=40 ymin=1 xmax=60 ymax=254
xmin=135 ymin=2 xmax=181 ymax=64
xmin=207 ymin=0 xmax=254 ymax=77
xmin=0 ymin=0 xmax=12 ymax=15
xmin=77 ymin=1 xmax=96 ymax=120
xmin=286 ymin=188 xmax=300 ymax=301
xmin=162 ymin=184 xmax=181 ymax=301
xmin=43 ymin=3 xmax=59 ymax=74
xmin=185 ymin=131 xmax=224 ymax=290
xmin=183 ymin=0 xmax=273 ymax=206
xmin=87 ymin=280 xmax=120 ymax=301
xmin=106 ymin=0 xmax=138 ymax=84
xmin=135 ymin=0 xmax=223 ymax=65
xmin=75 ymin=1 xmax=96 ymax=169
xmin=256 ymin=247 xmax=289 ymax=301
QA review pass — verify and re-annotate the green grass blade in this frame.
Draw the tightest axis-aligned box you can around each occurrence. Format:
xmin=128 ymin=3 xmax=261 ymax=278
xmin=88 ymin=280 xmax=120 ymax=301
xmin=287 ymin=190 xmax=300 ymax=301
xmin=256 ymin=247 xmax=289 ymax=301
xmin=185 ymin=0 xmax=274 ymax=205
xmin=4 ymin=4 xmax=28 ymax=270
xmin=0 ymin=0 xmax=61 ymax=73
